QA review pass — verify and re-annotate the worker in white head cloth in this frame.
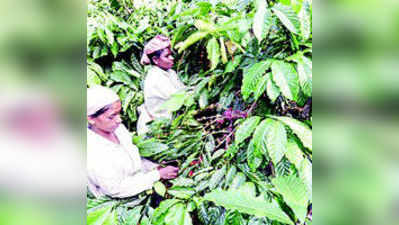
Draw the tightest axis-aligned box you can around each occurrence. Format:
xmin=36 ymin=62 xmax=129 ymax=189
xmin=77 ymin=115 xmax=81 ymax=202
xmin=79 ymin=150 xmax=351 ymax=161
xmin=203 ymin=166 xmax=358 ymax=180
xmin=138 ymin=35 xmax=186 ymax=135
xmin=87 ymin=85 xmax=178 ymax=198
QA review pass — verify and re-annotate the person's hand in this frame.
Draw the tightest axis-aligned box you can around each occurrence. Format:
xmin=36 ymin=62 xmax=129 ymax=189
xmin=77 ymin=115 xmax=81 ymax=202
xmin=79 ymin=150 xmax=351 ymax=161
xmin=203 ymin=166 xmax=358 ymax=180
xmin=158 ymin=166 xmax=179 ymax=180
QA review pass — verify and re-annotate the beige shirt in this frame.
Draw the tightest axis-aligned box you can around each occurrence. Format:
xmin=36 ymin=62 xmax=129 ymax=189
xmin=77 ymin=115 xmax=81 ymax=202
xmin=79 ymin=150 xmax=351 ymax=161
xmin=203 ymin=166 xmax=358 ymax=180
xmin=87 ymin=124 xmax=160 ymax=198
xmin=137 ymin=66 xmax=186 ymax=135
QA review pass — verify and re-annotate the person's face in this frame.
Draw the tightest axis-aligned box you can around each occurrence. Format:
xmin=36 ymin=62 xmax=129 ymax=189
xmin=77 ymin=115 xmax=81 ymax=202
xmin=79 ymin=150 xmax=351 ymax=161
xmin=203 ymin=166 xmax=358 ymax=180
xmin=88 ymin=101 xmax=122 ymax=133
xmin=153 ymin=47 xmax=174 ymax=70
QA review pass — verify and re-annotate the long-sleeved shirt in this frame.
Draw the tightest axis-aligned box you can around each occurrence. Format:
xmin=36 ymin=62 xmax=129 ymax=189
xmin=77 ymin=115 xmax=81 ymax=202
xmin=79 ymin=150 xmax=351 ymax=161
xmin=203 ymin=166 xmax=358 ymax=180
xmin=87 ymin=124 xmax=160 ymax=198
xmin=137 ymin=66 xmax=186 ymax=135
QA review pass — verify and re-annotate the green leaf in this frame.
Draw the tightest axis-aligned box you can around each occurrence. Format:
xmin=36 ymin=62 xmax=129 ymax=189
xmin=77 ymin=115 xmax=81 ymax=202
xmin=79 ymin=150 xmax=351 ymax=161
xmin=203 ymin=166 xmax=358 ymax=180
xmin=154 ymin=181 xmax=166 ymax=197
xmin=241 ymin=60 xmax=271 ymax=101
xmin=111 ymin=41 xmax=119 ymax=58
xmin=264 ymin=119 xmax=287 ymax=165
xmin=204 ymin=189 xmax=293 ymax=224
xmin=251 ymin=119 xmax=270 ymax=154
xmin=253 ymin=1 xmax=272 ymax=42
xmin=161 ymin=91 xmax=187 ymax=112
xmin=164 ymin=203 xmax=185 ymax=225
xmin=176 ymin=31 xmax=209 ymax=53
xmin=254 ymin=74 xmax=268 ymax=100
xmin=247 ymin=139 xmax=263 ymax=172
xmin=235 ymin=116 xmax=261 ymax=145
xmin=266 ymin=73 xmax=280 ymax=102
xmin=87 ymin=69 xmax=101 ymax=87
xmin=180 ymin=207 xmax=193 ymax=225
xmin=298 ymin=0 xmax=311 ymax=39
xmin=137 ymin=139 xmax=169 ymax=157
xmin=285 ymin=138 xmax=304 ymax=169
xmin=194 ymin=19 xmax=217 ymax=32
xmin=224 ymin=55 xmax=242 ymax=73
xmin=110 ymin=71 xmax=137 ymax=90
xmin=168 ymin=187 xmax=195 ymax=199
xmin=219 ymin=37 xmax=228 ymax=64
xmin=206 ymin=37 xmax=220 ymax=71
xmin=224 ymin=165 xmax=237 ymax=188
xmin=209 ymin=165 xmax=226 ymax=189
xmin=171 ymin=177 xmax=195 ymax=187
xmin=151 ymin=199 xmax=181 ymax=224
xmin=87 ymin=204 xmax=113 ymax=225
xmin=229 ymin=172 xmax=246 ymax=190
xmin=299 ymin=158 xmax=312 ymax=200
xmin=272 ymin=3 xmax=300 ymax=34
xmin=199 ymin=90 xmax=209 ymax=109
xmin=271 ymin=60 xmax=300 ymax=101
xmin=272 ymin=116 xmax=312 ymax=151
xmin=123 ymin=206 xmax=143 ymax=225
xmin=272 ymin=175 xmax=309 ymax=222
xmin=296 ymin=55 xmax=312 ymax=97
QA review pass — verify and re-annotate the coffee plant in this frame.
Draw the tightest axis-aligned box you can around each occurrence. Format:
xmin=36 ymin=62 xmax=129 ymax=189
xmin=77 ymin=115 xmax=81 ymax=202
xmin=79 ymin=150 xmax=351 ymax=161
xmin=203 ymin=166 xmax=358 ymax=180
xmin=87 ymin=0 xmax=312 ymax=224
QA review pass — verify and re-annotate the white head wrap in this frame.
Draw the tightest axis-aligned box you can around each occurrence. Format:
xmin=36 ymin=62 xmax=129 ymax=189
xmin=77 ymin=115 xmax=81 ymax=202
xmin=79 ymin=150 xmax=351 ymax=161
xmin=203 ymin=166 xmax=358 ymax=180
xmin=87 ymin=85 xmax=119 ymax=116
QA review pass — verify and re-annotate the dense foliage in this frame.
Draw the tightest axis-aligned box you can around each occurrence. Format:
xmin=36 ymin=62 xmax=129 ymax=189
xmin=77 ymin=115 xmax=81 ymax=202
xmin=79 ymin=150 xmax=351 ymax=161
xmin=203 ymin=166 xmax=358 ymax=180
xmin=87 ymin=0 xmax=312 ymax=224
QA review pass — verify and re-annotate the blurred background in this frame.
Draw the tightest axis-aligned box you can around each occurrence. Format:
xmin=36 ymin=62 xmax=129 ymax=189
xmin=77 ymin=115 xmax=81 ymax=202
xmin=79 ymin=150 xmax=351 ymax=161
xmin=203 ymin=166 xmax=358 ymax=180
xmin=314 ymin=0 xmax=399 ymax=225
xmin=0 ymin=0 xmax=398 ymax=225
xmin=0 ymin=0 xmax=85 ymax=224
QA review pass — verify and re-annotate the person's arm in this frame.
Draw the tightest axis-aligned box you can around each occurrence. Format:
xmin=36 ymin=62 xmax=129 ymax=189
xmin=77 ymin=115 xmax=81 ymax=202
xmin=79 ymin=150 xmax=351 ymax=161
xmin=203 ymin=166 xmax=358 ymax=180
xmin=94 ymin=166 xmax=178 ymax=198
xmin=97 ymin=169 xmax=160 ymax=198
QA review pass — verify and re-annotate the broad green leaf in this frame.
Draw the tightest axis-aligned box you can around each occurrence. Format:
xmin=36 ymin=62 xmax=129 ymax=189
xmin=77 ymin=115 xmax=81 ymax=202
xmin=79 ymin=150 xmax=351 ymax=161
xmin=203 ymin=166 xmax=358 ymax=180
xmin=238 ymin=182 xmax=257 ymax=197
xmin=87 ymin=204 xmax=113 ymax=225
xmin=224 ymin=55 xmax=243 ymax=73
xmin=111 ymin=41 xmax=119 ymax=58
xmin=154 ymin=181 xmax=166 ymax=197
xmin=235 ymin=116 xmax=261 ymax=144
xmin=247 ymin=139 xmax=263 ymax=172
xmin=209 ymin=165 xmax=226 ymax=189
xmin=296 ymin=56 xmax=312 ymax=97
xmin=161 ymin=91 xmax=187 ymax=112
xmin=199 ymin=90 xmax=209 ymax=109
xmin=299 ymin=159 xmax=312 ymax=200
xmin=180 ymin=208 xmax=193 ymax=225
xmin=176 ymin=31 xmax=209 ymax=53
xmin=241 ymin=60 xmax=271 ymax=101
xmin=104 ymin=27 xmax=114 ymax=45
xmin=110 ymin=71 xmax=137 ymax=90
xmin=272 ymin=175 xmax=309 ymax=222
xmin=266 ymin=73 xmax=280 ymax=102
xmin=206 ymin=37 xmax=220 ymax=70
xmin=87 ymin=69 xmax=101 ymax=87
xmin=171 ymin=177 xmax=195 ymax=187
xmin=219 ymin=37 xmax=228 ymax=64
xmin=123 ymin=206 xmax=142 ymax=225
xmin=224 ymin=165 xmax=237 ymax=188
xmin=272 ymin=60 xmax=300 ymax=101
xmin=164 ymin=203 xmax=185 ymax=225
xmin=194 ymin=19 xmax=217 ymax=33
xmin=254 ymin=74 xmax=268 ymax=100
xmin=285 ymin=138 xmax=304 ymax=169
xmin=264 ymin=118 xmax=287 ymax=165
xmin=168 ymin=187 xmax=195 ymax=199
xmin=273 ymin=116 xmax=312 ymax=151
xmin=251 ymin=119 xmax=270 ymax=154
xmin=272 ymin=3 xmax=300 ymax=34
xmin=151 ymin=199 xmax=181 ymax=224
xmin=253 ymin=1 xmax=272 ymax=42
xmin=204 ymin=189 xmax=293 ymax=224
xmin=298 ymin=0 xmax=311 ymax=39
xmin=137 ymin=139 xmax=169 ymax=157
xmin=229 ymin=172 xmax=246 ymax=190
xmin=102 ymin=209 xmax=117 ymax=225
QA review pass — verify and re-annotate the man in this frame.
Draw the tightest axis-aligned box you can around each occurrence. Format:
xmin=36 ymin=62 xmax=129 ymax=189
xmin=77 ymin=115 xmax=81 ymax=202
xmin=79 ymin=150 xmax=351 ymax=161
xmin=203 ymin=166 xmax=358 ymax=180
xmin=137 ymin=35 xmax=186 ymax=135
